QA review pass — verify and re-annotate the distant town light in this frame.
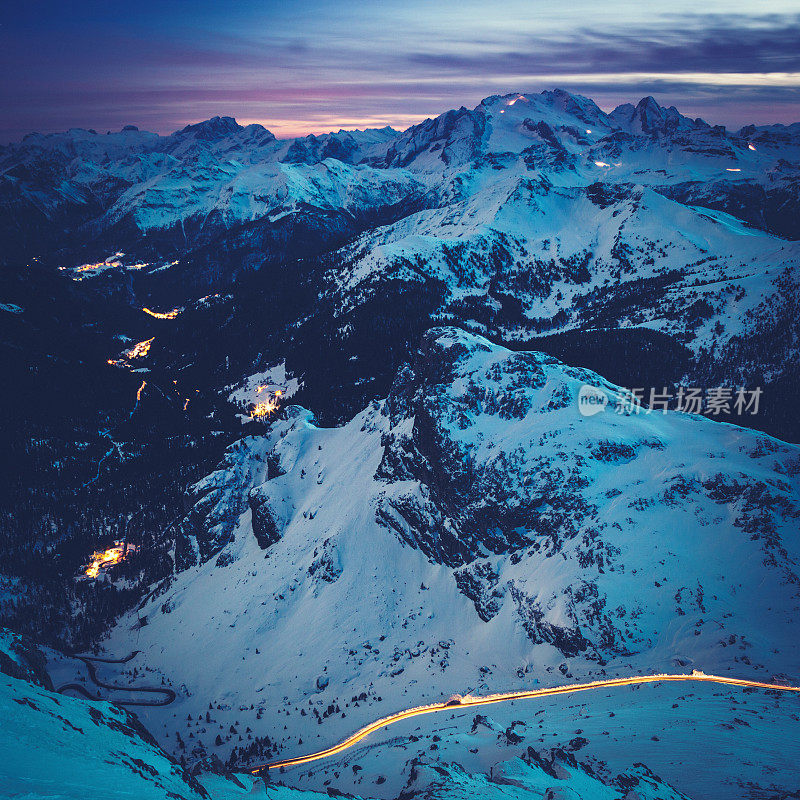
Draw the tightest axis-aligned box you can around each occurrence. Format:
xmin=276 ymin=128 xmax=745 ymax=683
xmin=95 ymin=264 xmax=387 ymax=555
xmin=142 ymin=306 xmax=182 ymax=319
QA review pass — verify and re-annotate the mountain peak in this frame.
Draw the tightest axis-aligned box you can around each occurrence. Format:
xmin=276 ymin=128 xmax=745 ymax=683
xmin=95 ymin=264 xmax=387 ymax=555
xmin=609 ymin=96 xmax=705 ymax=135
xmin=177 ymin=115 xmax=243 ymax=140
xmin=637 ymin=95 xmax=661 ymax=111
xmin=539 ymin=88 xmax=612 ymax=127
xmin=634 ymin=95 xmax=667 ymax=133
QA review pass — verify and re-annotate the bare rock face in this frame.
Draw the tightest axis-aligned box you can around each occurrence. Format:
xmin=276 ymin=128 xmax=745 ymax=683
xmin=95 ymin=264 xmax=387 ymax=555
xmin=382 ymin=105 xmax=487 ymax=168
xmin=376 ymin=327 xmax=600 ymax=567
xmin=175 ymin=437 xmax=274 ymax=568
xmin=159 ymin=327 xmax=799 ymax=672
xmin=373 ymin=327 xmax=800 ymax=660
xmin=249 ymin=483 xmax=293 ymax=551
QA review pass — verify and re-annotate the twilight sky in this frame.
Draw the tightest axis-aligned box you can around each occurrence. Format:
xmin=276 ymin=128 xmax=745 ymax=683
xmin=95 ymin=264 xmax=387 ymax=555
xmin=2 ymin=0 xmax=799 ymax=143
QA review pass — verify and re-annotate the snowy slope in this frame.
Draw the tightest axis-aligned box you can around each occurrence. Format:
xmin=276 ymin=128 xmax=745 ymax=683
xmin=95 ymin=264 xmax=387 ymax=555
xmin=323 ymin=170 xmax=800 ymax=363
xmin=0 ymin=675 xmax=212 ymax=800
xmin=0 ymin=628 xmax=699 ymax=800
xmin=197 ymin=753 xmax=692 ymax=800
xmin=278 ymin=679 xmax=800 ymax=799
xmin=103 ymin=327 xmax=800 ymax=799
xmin=401 ymin=755 xmax=692 ymax=800
xmin=0 ymin=629 xmax=359 ymax=800
xmin=0 ymin=627 xmax=214 ymax=800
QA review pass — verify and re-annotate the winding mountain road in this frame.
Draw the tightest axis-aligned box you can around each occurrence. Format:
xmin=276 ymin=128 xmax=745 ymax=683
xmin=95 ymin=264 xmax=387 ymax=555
xmin=253 ymin=671 xmax=800 ymax=773
xmin=57 ymin=652 xmax=176 ymax=707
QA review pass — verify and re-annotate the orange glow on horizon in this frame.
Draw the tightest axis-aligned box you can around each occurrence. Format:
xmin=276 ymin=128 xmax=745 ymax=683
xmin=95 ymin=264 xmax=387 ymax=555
xmin=235 ymin=113 xmax=430 ymax=140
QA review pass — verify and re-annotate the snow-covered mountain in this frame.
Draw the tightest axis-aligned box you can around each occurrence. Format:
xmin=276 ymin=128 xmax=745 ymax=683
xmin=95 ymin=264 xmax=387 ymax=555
xmin=3 ymin=91 xmax=800 ymax=799
xmin=3 ymin=89 xmax=798 ymax=269
xmin=101 ymin=328 xmax=800 ymax=799
xmin=322 ymin=169 xmax=799 ymax=372
xmin=7 ymin=89 xmax=797 ymax=441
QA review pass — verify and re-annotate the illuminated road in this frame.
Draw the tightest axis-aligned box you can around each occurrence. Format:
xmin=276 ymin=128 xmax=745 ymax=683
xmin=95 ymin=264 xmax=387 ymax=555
xmin=252 ymin=672 xmax=799 ymax=773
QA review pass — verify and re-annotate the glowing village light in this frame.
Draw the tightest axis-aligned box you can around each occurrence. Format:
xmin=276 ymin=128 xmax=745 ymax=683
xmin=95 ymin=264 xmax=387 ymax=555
xmin=142 ymin=306 xmax=183 ymax=320
xmin=124 ymin=337 xmax=154 ymax=359
xmin=75 ymin=262 xmax=111 ymax=273
xmin=250 ymin=388 xmax=285 ymax=419
xmin=252 ymin=398 xmax=279 ymax=418
xmin=83 ymin=541 xmax=138 ymax=579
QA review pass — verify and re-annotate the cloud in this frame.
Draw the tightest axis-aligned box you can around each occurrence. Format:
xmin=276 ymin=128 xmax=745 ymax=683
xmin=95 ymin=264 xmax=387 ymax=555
xmin=1 ymin=8 xmax=799 ymax=141
xmin=404 ymin=14 xmax=800 ymax=77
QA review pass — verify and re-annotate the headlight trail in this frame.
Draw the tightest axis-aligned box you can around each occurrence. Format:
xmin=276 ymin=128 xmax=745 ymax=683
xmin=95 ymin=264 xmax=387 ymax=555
xmin=251 ymin=671 xmax=799 ymax=773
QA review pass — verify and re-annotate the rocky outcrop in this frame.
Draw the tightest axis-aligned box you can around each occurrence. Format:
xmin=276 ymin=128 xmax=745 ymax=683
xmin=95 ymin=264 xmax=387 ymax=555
xmin=175 ymin=437 xmax=274 ymax=567
xmin=383 ymin=105 xmax=487 ymax=168
xmin=375 ymin=328 xmax=596 ymax=567
xmin=370 ymin=327 xmax=800 ymax=659
xmin=0 ymin=628 xmax=53 ymax=690
xmin=248 ymin=483 xmax=294 ymax=551
xmin=404 ymin=751 xmax=693 ymax=799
